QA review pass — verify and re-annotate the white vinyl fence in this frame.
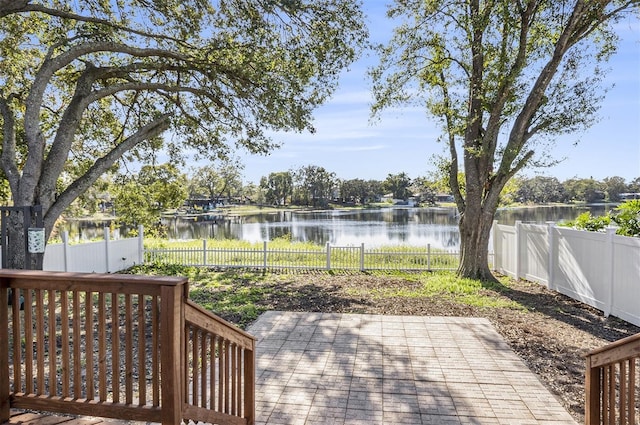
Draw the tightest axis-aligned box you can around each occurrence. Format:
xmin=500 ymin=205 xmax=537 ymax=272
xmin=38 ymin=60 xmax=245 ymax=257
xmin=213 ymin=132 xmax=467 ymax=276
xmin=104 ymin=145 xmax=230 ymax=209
xmin=493 ymin=221 xmax=640 ymax=327
xmin=43 ymin=226 xmax=144 ymax=273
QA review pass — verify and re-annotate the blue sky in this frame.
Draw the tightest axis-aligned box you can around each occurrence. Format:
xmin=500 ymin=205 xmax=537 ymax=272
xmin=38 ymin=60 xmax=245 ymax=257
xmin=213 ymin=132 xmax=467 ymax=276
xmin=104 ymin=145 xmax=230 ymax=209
xmin=236 ymin=3 xmax=640 ymax=185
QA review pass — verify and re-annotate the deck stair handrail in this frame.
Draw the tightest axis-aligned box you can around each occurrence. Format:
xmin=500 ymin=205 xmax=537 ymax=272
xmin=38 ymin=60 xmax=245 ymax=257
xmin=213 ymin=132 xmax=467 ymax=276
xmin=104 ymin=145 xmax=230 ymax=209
xmin=585 ymin=332 xmax=640 ymax=424
xmin=0 ymin=269 xmax=256 ymax=425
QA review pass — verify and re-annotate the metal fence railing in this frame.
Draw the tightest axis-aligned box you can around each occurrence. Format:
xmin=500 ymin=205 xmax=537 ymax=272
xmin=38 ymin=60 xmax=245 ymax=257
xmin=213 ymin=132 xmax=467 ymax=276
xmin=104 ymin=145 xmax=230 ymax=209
xmin=144 ymin=242 xmax=463 ymax=272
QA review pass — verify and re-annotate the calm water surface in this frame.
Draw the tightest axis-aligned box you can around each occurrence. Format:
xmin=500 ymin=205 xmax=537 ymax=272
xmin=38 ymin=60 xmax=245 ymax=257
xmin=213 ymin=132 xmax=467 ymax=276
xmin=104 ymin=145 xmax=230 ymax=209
xmin=162 ymin=204 xmax=613 ymax=250
xmin=65 ymin=204 xmax=613 ymax=250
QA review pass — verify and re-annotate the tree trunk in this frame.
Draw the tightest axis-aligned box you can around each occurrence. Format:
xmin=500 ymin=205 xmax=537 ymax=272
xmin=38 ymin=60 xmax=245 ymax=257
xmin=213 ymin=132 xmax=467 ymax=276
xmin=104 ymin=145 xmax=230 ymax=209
xmin=3 ymin=208 xmax=44 ymax=270
xmin=457 ymin=208 xmax=497 ymax=282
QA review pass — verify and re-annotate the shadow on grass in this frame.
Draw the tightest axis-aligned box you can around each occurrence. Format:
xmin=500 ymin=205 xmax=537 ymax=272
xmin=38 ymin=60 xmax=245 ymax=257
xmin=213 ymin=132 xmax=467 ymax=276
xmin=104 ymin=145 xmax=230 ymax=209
xmin=491 ymin=279 xmax=639 ymax=342
xmin=189 ymin=270 xmax=373 ymax=328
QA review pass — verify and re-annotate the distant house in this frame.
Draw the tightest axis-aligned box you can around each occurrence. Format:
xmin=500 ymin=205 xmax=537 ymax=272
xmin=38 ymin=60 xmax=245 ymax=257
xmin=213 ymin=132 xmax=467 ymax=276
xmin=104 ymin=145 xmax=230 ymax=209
xmin=435 ymin=194 xmax=454 ymax=203
xmin=620 ymin=193 xmax=640 ymax=201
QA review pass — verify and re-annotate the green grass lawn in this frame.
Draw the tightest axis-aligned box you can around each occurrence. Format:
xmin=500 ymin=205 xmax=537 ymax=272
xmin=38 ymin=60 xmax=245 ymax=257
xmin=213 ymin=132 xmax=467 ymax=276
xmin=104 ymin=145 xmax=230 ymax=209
xmin=125 ymin=264 xmax=522 ymax=328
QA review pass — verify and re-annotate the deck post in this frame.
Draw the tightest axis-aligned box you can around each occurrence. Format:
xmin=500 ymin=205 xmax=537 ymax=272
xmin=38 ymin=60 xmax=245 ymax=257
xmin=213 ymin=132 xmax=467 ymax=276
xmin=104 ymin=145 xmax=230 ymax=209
xmin=0 ymin=283 xmax=9 ymax=422
xmin=584 ymin=356 xmax=602 ymax=425
xmin=160 ymin=283 xmax=185 ymax=425
xmin=244 ymin=340 xmax=256 ymax=425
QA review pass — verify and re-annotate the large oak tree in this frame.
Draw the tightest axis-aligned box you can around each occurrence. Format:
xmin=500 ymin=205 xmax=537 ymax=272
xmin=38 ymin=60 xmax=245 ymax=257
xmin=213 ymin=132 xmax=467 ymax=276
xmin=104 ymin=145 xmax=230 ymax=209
xmin=371 ymin=0 xmax=638 ymax=281
xmin=0 ymin=0 xmax=366 ymax=268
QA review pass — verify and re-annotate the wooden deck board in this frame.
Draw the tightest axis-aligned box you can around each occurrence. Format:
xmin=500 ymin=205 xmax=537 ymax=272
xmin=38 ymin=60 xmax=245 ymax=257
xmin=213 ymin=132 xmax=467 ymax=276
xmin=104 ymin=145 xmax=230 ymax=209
xmin=3 ymin=410 xmax=139 ymax=425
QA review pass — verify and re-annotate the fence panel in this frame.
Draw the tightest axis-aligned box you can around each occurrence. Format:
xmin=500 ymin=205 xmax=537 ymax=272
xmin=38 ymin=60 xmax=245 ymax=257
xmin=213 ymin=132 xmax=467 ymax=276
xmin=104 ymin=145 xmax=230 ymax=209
xmin=68 ymin=240 xmax=108 ymax=273
xmin=109 ymin=239 xmax=142 ymax=271
xmin=208 ymin=248 xmax=263 ymax=268
xmin=363 ymin=248 xmax=458 ymax=271
xmin=40 ymin=231 xmax=141 ymax=273
xmin=611 ymin=235 xmax=640 ymax=326
xmin=330 ymin=246 xmax=362 ymax=270
xmin=554 ymin=227 xmax=610 ymax=312
xmin=493 ymin=224 xmax=517 ymax=277
xmin=495 ymin=222 xmax=640 ymax=327
xmin=519 ymin=223 xmax=549 ymax=285
xmin=42 ymin=244 xmax=65 ymax=271
xmin=267 ymin=247 xmax=326 ymax=270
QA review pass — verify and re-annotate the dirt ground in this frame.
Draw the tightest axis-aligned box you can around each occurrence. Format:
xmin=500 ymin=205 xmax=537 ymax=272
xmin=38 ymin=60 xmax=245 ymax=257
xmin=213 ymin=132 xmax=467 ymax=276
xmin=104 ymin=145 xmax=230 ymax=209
xmin=225 ymin=271 xmax=639 ymax=423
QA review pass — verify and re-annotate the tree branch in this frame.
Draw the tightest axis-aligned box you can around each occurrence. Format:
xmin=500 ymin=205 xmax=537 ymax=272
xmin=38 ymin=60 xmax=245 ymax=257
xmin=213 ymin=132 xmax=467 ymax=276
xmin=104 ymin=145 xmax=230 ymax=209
xmin=2 ymin=1 xmax=193 ymax=46
xmin=44 ymin=113 xmax=171 ymax=231
xmin=0 ymin=95 xmax=20 ymax=195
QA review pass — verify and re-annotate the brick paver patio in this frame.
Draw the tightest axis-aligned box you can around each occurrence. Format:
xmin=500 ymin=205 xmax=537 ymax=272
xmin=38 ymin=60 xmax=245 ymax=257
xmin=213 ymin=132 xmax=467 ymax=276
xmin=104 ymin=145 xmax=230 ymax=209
xmin=247 ymin=311 xmax=578 ymax=425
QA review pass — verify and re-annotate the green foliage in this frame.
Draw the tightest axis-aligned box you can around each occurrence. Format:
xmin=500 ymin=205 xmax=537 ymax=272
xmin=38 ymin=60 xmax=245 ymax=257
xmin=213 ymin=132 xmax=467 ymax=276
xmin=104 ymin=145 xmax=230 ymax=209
xmin=563 ymin=178 xmax=605 ymax=203
xmin=611 ymin=200 xmax=640 ymax=237
xmin=189 ymin=161 xmax=244 ymax=202
xmin=260 ymin=171 xmax=293 ymax=206
xmin=114 ymin=164 xmax=187 ymax=236
xmin=516 ymin=176 xmax=567 ymax=204
xmin=560 ymin=201 xmax=640 ymax=237
xmin=292 ymin=165 xmax=337 ymax=207
xmin=382 ymin=172 xmax=412 ymax=200
xmin=126 ymin=263 xmax=201 ymax=279
xmin=603 ymin=176 xmax=629 ymax=202
xmin=564 ymin=211 xmax=611 ymax=232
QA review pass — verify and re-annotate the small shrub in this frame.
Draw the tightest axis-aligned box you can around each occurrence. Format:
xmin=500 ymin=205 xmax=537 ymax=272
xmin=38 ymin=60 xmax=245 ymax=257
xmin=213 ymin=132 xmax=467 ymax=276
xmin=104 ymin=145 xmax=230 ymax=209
xmin=563 ymin=211 xmax=611 ymax=232
xmin=611 ymin=200 xmax=640 ymax=237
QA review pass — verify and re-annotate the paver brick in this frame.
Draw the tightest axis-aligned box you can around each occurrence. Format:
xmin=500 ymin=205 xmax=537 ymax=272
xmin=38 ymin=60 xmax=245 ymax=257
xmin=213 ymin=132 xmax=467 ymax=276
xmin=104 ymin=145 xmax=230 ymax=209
xmin=247 ymin=312 xmax=578 ymax=425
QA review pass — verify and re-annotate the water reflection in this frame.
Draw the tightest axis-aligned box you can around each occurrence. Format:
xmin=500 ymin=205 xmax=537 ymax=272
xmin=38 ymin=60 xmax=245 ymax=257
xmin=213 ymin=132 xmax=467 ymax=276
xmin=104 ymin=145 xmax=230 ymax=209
xmin=62 ymin=204 xmax=614 ymax=249
xmin=162 ymin=208 xmax=461 ymax=249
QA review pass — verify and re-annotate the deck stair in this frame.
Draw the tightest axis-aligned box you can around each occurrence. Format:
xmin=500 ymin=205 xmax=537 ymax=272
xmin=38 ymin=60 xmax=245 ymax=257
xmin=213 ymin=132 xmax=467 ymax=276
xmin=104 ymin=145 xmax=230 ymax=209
xmin=0 ymin=270 xmax=255 ymax=425
xmin=585 ymin=332 xmax=640 ymax=424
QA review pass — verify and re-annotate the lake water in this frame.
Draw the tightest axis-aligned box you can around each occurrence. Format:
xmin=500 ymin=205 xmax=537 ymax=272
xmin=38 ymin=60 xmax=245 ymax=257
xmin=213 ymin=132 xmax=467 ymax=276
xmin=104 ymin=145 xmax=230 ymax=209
xmin=64 ymin=204 xmax=614 ymax=250
xmin=163 ymin=204 xmax=613 ymax=250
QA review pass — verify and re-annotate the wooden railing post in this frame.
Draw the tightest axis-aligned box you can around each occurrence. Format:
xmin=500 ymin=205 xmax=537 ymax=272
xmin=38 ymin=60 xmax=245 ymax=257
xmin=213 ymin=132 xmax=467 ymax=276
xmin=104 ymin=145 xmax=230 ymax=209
xmin=160 ymin=283 xmax=185 ymax=425
xmin=244 ymin=341 xmax=256 ymax=425
xmin=585 ymin=333 xmax=640 ymax=425
xmin=0 ymin=283 xmax=9 ymax=422
xmin=585 ymin=356 xmax=601 ymax=425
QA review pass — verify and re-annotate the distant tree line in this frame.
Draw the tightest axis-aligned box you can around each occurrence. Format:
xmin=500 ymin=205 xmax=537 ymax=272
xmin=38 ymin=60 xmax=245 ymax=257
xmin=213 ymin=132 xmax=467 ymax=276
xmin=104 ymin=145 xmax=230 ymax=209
xmin=511 ymin=175 xmax=640 ymax=204
xmin=45 ymin=160 xmax=638 ymax=238
xmin=60 ymin=164 xmax=640 ymax=220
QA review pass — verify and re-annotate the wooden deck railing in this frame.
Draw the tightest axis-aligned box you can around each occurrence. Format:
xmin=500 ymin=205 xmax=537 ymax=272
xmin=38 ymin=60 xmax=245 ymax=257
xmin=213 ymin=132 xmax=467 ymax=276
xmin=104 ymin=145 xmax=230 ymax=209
xmin=0 ymin=269 xmax=256 ymax=425
xmin=585 ymin=332 xmax=640 ymax=425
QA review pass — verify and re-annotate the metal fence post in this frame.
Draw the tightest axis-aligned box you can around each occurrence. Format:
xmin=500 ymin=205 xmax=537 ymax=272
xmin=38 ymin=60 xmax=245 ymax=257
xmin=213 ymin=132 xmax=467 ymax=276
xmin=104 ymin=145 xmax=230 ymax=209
xmin=326 ymin=242 xmax=331 ymax=271
xmin=360 ymin=243 xmax=365 ymax=271
xmin=263 ymin=241 xmax=268 ymax=270
xmin=427 ymin=244 xmax=431 ymax=270
xmin=202 ymin=239 xmax=207 ymax=266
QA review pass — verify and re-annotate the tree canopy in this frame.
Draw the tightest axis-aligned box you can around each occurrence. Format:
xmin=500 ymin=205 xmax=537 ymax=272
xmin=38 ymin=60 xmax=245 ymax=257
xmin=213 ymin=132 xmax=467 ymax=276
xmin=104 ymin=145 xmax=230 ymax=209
xmin=372 ymin=0 xmax=639 ymax=280
xmin=0 ymin=0 xmax=367 ymax=267
xmin=114 ymin=164 xmax=187 ymax=236
xmin=189 ymin=161 xmax=244 ymax=204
